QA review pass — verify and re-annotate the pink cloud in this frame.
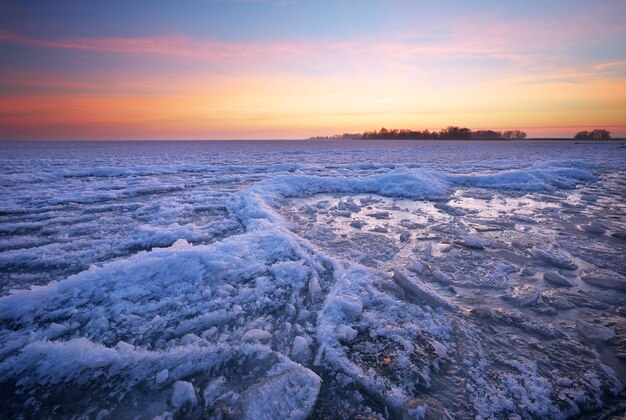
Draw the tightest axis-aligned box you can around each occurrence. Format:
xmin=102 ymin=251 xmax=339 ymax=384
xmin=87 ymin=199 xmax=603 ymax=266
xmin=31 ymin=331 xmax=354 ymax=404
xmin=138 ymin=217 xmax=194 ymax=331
xmin=0 ymin=30 xmax=317 ymax=62
xmin=593 ymin=60 xmax=626 ymax=71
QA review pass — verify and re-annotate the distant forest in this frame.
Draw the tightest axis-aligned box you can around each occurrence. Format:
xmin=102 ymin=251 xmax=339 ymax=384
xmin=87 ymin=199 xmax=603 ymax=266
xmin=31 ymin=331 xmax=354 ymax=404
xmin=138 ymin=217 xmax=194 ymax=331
xmin=310 ymin=127 xmax=613 ymax=140
xmin=310 ymin=126 xmax=527 ymax=140
xmin=573 ymin=129 xmax=611 ymax=140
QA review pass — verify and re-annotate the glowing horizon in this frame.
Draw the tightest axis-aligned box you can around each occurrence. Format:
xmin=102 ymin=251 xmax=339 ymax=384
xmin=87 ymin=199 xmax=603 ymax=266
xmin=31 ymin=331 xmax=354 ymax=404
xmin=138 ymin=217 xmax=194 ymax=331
xmin=1 ymin=0 xmax=625 ymax=140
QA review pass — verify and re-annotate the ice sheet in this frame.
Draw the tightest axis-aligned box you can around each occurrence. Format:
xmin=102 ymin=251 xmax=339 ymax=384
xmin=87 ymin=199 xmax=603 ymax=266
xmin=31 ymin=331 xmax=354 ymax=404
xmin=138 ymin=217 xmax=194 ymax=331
xmin=1 ymin=140 xmax=624 ymax=418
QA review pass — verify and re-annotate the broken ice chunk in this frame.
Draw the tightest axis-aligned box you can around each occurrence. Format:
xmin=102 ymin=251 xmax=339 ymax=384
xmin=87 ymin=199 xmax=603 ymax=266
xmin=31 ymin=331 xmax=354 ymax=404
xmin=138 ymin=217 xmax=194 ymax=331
xmin=430 ymin=340 xmax=448 ymax=359
xmin=169 ymin=381 xmax=198 ymax=412
xmin=393 ymin=269 xmax=455 ymax=309
xmin=305 ymin=227 xmax=336 ymax=242
xmin=580 ymin=193 xmax=598 ymax=202
xmin=432 ymin=270 xmax=453 ymax=285
xmin=298 ymin=204 xmax=317 ymax=215
xmin=337 ymin=198 xmax=360 ymax=213
xmin=308 ymin=276 xmax=322 ymax=301
xmin=581 ymin=269 xmax=626 ymax=292
xmin=156 ymin=368 xmax=169 ymax=385
xmin=152 ymin=411 xmax=172 ymax=420
xmin=368 ymin=227 xmax=387 ymax=233
xmin=238 ymin=366 xmax=322 ymax=420
xmin=313 ymin=343 xmax=326 ymax=367
xmin=335 ymin=325 xmax=358 ymax=343
xmin=291 ymin=336 xmax=310 ymax=361
xmin=579 ymin=221 xmax=607 ymax=234
xmin=434 ymin=203 xmax=466 ymax=216
xmin=325 ymin=293 xmax=363 ymax=319
xmin=501 ymin=284 xmax=541 ymax=306
xmin=543 ymin=271 xmax=575 ymax=287
xmin=529 ymin=247 xmax=578 ymax=270
xmin=611 ymin=231 xmax=626 ymax=240
xmin=95 ymin=409 xmax=111 ymax=420
xmin=350 ymin=220 xmax=365 ymax=229
xmin=367 ymin=211 xmax=390 ymax=219
xmin=359 ymin=196 xmax=380 ymax=205
xmin=171 ymin=239 xmax=193 ymax=249
xmin=203 ymin=377 xmax=226 ymax=409
xmin=541 ymin=288 xmax=611 ymax=310
xmin=242 ymin=329 xmax=273 ymax=342
xmin=576 ymin=320 xmax=615 ymax=341
xmin=411 ymin=260 xmax=424 ymax=274
xmin=455 ymin=235 xmax=487 ymax=250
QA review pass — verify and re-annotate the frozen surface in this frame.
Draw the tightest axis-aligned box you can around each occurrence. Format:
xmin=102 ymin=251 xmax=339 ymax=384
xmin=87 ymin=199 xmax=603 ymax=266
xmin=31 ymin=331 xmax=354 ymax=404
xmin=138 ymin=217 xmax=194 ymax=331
xmin=0 ymin=140 xmax=625 ymax=418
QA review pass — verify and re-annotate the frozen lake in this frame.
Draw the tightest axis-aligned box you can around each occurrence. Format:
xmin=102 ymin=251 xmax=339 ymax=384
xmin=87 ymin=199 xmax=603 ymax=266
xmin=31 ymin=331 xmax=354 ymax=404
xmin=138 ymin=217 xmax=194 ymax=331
xmin=1 ymin=140 xmax=625 ymax=418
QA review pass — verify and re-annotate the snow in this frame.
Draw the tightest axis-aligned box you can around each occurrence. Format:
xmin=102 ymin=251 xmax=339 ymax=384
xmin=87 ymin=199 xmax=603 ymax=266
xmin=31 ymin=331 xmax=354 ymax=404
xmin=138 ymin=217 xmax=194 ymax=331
xmin=0 ymin=141 xmax=624 ymax=418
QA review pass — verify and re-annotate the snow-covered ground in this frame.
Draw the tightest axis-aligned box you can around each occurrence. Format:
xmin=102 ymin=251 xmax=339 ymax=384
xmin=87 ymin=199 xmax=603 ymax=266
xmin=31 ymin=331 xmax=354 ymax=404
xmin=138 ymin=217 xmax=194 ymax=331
xmin=1 ymin=140 xmax=625 ymax=419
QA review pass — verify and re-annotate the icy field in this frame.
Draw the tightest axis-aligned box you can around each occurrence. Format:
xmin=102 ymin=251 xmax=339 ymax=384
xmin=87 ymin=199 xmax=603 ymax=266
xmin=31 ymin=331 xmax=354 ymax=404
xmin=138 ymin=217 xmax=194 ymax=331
xmin=1 ymin=140 xmax=625 ymax=419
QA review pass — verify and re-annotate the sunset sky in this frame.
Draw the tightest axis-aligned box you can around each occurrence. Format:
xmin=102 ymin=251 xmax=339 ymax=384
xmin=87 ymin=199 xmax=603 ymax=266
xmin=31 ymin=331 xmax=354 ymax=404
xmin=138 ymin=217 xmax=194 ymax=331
xmin=1 ymin=0 xmax=625 ymax=140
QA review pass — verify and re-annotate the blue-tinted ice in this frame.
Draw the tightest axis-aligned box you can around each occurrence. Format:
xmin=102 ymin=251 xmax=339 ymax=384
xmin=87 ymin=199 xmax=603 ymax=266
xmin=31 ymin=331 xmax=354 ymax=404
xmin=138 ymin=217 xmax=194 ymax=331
xmin=0 ymin=140 xmax=625 ymax=418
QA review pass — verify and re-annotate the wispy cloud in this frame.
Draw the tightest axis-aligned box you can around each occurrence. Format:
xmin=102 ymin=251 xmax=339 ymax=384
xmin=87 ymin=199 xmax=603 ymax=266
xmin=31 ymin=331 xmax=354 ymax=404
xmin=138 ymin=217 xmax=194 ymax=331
xmin=0 ymin=29 xmax=535 ymax=71
xmin=593 ymin=60 xmax=626 ymax=71
xmin=0 ymin=30 xmax=286 ymax=59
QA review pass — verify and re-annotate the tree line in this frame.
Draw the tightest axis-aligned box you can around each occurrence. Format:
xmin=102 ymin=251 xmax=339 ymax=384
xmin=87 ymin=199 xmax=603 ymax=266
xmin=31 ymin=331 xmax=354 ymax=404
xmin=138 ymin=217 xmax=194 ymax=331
xmin=574 ymin=129 xmax=611 ymax=140
xmin=309 ymin=127 xmax=614 ymax=140
xmin=360 ymin=126 xmax=527 ymax=140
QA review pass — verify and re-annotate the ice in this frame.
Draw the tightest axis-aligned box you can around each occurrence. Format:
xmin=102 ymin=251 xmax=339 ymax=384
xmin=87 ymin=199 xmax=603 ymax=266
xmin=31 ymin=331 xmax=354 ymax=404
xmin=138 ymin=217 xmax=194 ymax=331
xmin=543 ymin=271 xmax=575 ymax=287
xmin=431 ymin=269 xmax=453 ymax=284
xmin=203 ymin=376 xmax=226 ymax=409
xmin=580 ymin=221 xmax=607 ymax=234
xmin=430 ymin=340 xmax=448 ymax=359
xmin=529 ymin=247 xmax=578 ymax=270
xmin=446 ymin=164 xmax=596 ymax=192
xmin=1 ymin=142 xmax=624 ymax=418
xmin=169 ymin=381 xmax=198 ymax=411
xmin=337 ymin=198 xmax=360 ymax=213
xmin=393 ymin=268 xmax=455 ymax=309
xmin=456 ymin=235 xmax=488 ymax=249
xmin=335 ymin=325 xmax=358 ymax=343
xmin=156 ymin=369 xmax=169 ymax=385
xmin=581 ymin=269 xmax=626 ymax=292
xmin=349 ymin=220 xmax=365 ymax=229
xmin=501 ymin=284 xmax=541 ymax=307
xmin=576 ymin=321 xmax=615 ymax=342
xmin=410 ymin=260 xmax=424 ymax=273
xmin=540 ymin=288 xmax=612 ymax=310
xmin=237 ymin=366 xmax=321 ymax=420
xmin=291 ymin=336 xmax=310 ymax=361
xmin=324 ymin=292 xmax=363 ymax=319
xmin=242 ymin=329 xmax=273 ymax=342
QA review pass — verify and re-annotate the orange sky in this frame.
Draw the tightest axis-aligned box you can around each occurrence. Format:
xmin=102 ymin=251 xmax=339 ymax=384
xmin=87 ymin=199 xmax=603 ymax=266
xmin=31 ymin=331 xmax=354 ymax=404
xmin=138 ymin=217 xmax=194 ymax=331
xmin=1 ymin=1 xmax=625 ymax=139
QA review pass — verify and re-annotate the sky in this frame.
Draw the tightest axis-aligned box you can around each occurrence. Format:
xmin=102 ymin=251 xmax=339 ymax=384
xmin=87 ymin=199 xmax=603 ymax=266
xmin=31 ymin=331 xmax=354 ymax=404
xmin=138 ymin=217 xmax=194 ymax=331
xmin=0 ymin=0 xmax=625 ymax=140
